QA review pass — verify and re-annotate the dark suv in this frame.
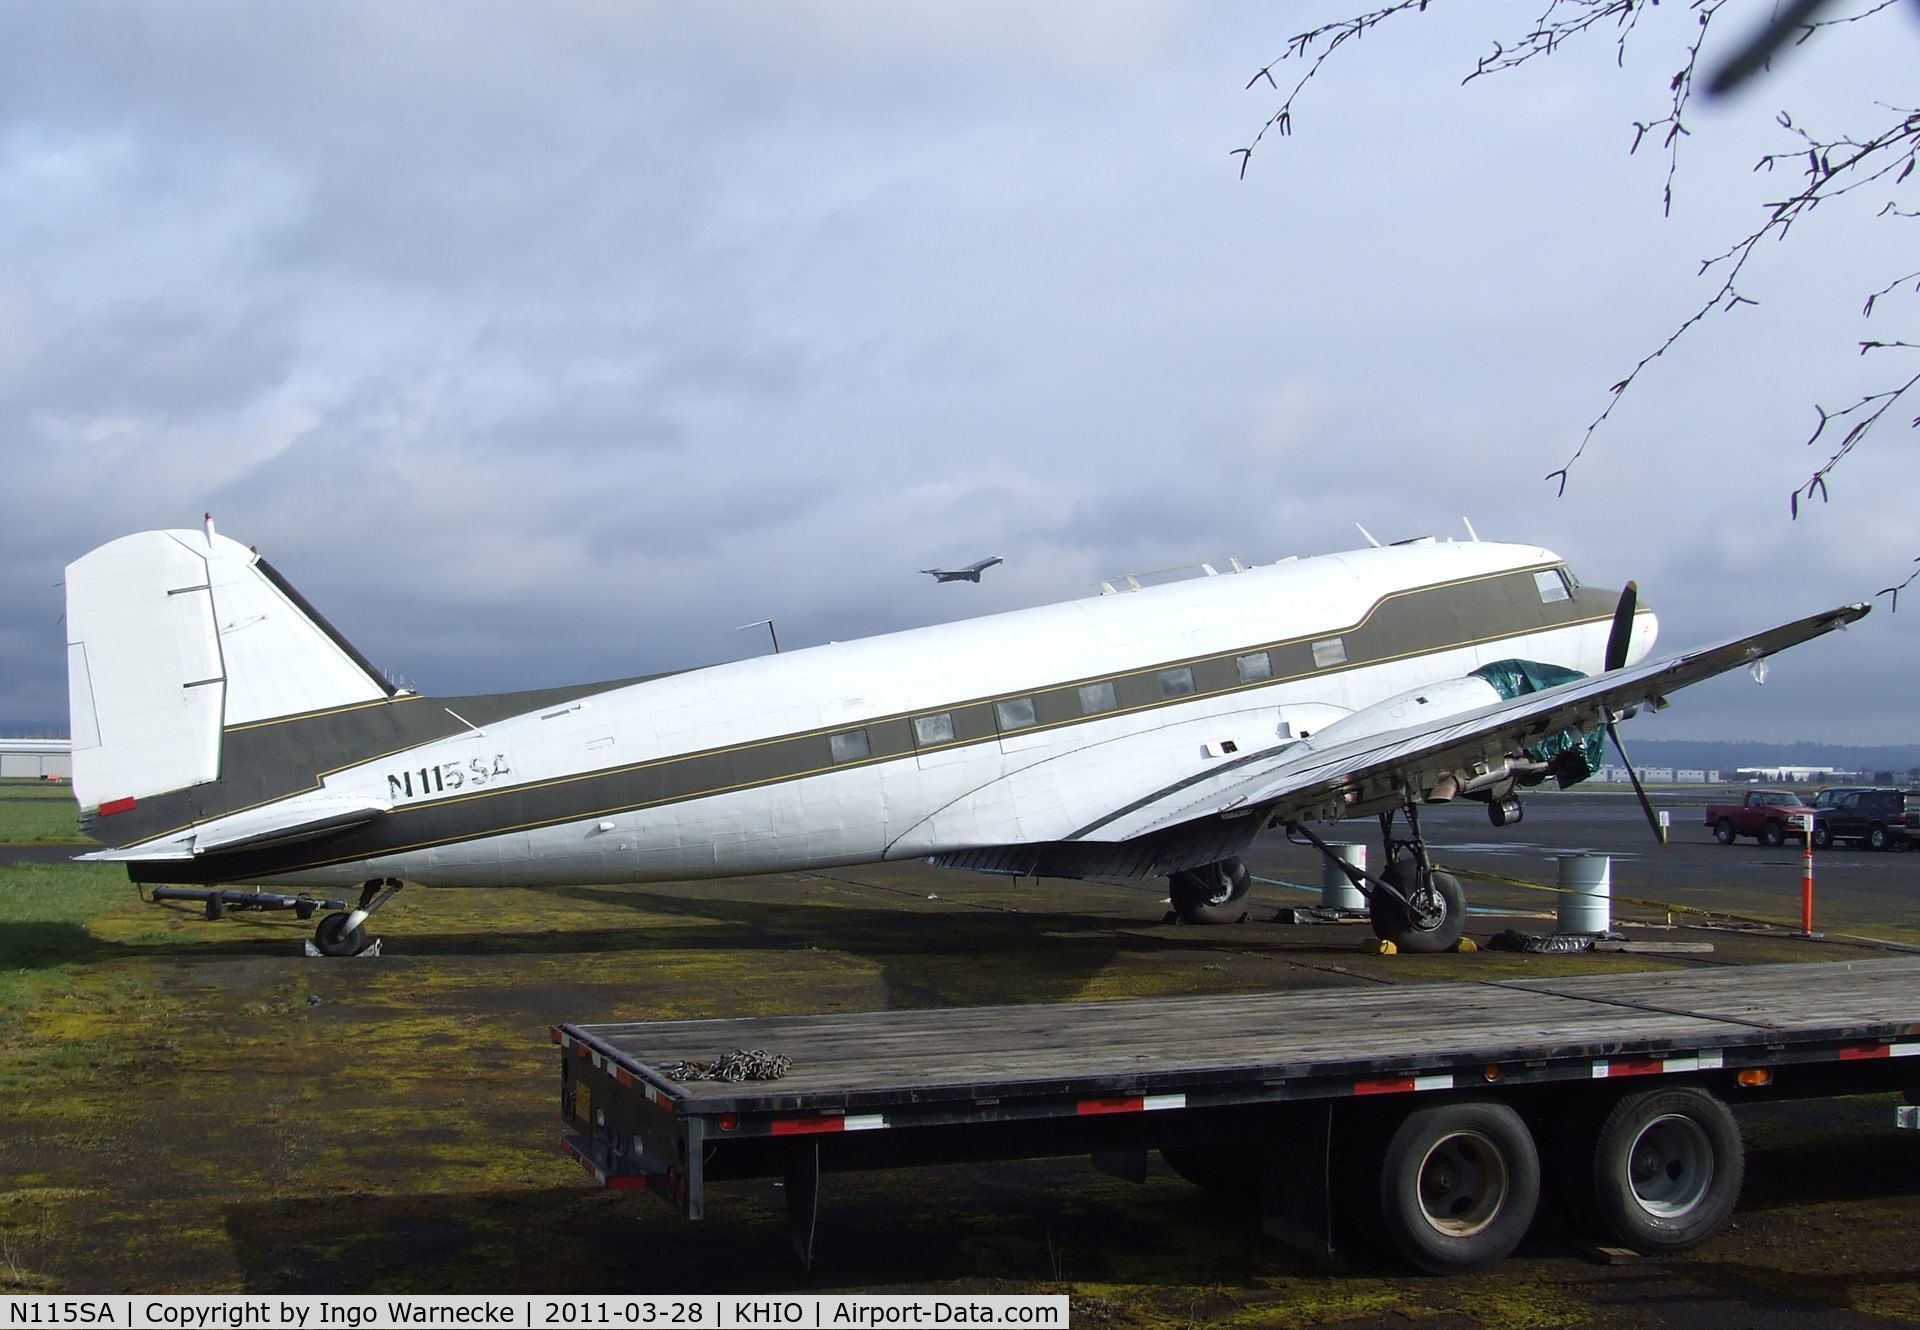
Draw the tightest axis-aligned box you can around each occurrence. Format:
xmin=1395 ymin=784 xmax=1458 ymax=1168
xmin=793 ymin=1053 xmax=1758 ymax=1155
xmin=1806 ymin=787 xmax=1917 ymax=851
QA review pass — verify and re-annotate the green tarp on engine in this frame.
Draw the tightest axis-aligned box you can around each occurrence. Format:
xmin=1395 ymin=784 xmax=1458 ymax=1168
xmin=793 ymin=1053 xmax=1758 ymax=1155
xmin=1470 ymin=658 xmax=1604 ymax=784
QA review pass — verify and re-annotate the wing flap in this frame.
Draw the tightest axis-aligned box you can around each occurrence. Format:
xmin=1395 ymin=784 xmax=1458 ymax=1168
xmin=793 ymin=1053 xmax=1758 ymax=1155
xmin=1078 ymin=602 xmax=1869 ymax=844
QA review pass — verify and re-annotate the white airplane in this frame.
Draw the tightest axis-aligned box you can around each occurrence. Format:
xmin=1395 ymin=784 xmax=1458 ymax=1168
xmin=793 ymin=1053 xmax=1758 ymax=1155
xmin=62 ymin=519 xmax=1865 ymax=957
xmin=921 ymin=556 xmax=1003 ymax=583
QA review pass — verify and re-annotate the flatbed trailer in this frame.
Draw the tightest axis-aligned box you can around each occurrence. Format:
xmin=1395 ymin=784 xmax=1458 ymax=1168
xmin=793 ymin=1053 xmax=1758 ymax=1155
xmin=553 ymin=956 xmax=1920 ymax=1272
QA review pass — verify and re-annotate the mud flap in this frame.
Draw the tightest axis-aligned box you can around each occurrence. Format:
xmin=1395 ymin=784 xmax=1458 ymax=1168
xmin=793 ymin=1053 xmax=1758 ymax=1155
xmin=784 ymin=1139 xmax=820 ymax=1270
xmin=1261 ymin=1101 xmax=1336 ymax=1264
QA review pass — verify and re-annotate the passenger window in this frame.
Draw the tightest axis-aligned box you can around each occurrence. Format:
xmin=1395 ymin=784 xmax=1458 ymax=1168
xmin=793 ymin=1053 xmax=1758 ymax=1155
xmin=1236 ymin=651 xmax=1273 ymax=684
xmin=1534 ymin=569 xmax=1572 ymax=603
xmin=1158 ymin=666 xmax=1195 ymax=699
xmin=1312 ymin=637 xmax=1347 ymax=669
xmin=912 ymin=713 xmax=955 ymax=747
xmin=1078 ymin=681 xmax=1117 ymax=715
xmin=829 ymin=729 xmax=869 ymax=763
xmin=994 ymin=697 xmax=1037 ymax=731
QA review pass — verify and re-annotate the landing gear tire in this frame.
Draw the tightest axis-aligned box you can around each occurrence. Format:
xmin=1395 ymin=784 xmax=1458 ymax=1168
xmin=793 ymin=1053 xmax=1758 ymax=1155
xmin=1713 ymin=818 xmax=1736 ymax=845
xmin=1588 ymin=1087 xmax=1742 ymax=1254
xmin=1377 ymin=1099 xmax=1540 ymax=1273
xmin=1489 ymin=796 xmax=1523 ymax=828
xmin=1169 ymin=857 xmax=1252 ymax=925
xmin=1812 ymin=821 xmax=1834 ymax=850
xmin=315 ymin=911 xmax=368 ymax=958
xmin=1760 ymin=819 xmax=1785 ymax=848
xmin=1369 ymin=864 xmax=1465 ymax=954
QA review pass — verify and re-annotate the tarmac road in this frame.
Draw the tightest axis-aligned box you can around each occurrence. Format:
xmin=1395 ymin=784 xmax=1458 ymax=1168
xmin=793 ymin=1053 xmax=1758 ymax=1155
xmin=1 ymin=790 xmax=1917 ymax=1325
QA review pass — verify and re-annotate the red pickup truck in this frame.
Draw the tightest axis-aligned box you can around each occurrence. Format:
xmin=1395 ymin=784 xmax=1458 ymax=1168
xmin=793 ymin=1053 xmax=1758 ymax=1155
xmin=1704 ymin=789 xmax=1816 ymax=846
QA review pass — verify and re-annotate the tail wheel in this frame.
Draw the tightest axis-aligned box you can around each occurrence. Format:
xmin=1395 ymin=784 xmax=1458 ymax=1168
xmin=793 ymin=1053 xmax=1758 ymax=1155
xmin=1378 ymin=1100 xmax=1540 ymax=1273
xmin=1713 ymin=818 xmax=1736 ymax=845
xmin=1369 ymin=864 xmax=1465 ymax=954
xmin=315 ymin=911 xmax=368 ymax=957
xmin=1169 ymin=857 xmax=1252 ymax=925
xmin=1588 ymin=1086 xmax=1743 ymax=1253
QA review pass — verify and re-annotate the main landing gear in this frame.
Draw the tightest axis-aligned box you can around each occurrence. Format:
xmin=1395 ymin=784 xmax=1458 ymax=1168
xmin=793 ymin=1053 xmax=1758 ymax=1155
xmin=313 ymin=877 xmax=404 ymax=957
xmin=1290 ymin=798 xmax=1465 ymax=953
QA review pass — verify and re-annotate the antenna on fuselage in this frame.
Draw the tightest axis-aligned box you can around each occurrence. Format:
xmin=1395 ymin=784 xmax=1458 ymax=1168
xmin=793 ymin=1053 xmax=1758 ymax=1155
xmin=1355 ymin=523 xmax=1381 ymax=548
xmin=735 ymin=619 xmax=781 ymax=654
xmin=1462 ymin=517 xmax=1480 ymax=542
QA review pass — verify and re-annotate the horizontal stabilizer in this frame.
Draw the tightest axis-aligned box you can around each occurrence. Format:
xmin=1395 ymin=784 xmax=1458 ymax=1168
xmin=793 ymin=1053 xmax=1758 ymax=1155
xmin=75 ymin=795 xmax=390 ymax=862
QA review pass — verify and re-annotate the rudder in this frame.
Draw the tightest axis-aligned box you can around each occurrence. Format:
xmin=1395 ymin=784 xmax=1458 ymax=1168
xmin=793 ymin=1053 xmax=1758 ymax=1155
xmin=65 ymin=521 xmax=394 ymax=811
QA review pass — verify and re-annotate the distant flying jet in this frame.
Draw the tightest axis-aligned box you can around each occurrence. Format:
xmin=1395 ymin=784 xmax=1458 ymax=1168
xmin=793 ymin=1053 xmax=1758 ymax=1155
xmin=921 ymin=557 xmax=1003 ymax=583
xmin=61 ymin=518 xmax=1865 ymax=959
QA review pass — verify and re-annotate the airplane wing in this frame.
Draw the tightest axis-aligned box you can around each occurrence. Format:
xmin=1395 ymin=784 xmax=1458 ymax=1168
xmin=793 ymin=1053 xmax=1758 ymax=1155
xmin=1072 ymin=602 xmax=1869 ymax=847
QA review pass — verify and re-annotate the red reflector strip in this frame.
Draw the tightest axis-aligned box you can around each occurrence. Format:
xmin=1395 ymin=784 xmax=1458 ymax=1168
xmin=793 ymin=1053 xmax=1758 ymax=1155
xmin=770 ymin=1114 xmax=886 ymax=1135
xmin=1355 ymin=1074 xmax=1453 ymax=1096
xmin=1600 ymin=1058 xmax=1666 ymax=1078
xmin=1076 ymin=1093 xmax=1185 ymax=1116
xmin=606 ymin=1175 xmax=649 ymax=1192
xmin=1839 ymin=1044 xmax=1891 ymax=1061
xmin=1355 ymin=1077 xmax=1413 ymax=1096
xmin=549 ymin=1027 xmax=565 ymax=1045
xmin=100 ymin=797 xmax=136 ymax=816
xmin=613 ymin=1066 xmax=634 ymax=1086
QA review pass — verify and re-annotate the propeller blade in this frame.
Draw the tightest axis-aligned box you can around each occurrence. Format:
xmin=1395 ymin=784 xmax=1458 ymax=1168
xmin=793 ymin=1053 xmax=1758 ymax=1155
xmin=1606 ymin=718 xmax=1665 ymax=844
xmin=1605 ymin=581 xmax=1639 ymax=673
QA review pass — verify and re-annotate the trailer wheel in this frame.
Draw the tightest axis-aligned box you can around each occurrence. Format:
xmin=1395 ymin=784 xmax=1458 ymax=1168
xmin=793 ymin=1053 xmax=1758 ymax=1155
xmin=1760 ymin=819 xmax=1785 ymax=847
xmin=1590 ymin=1087 xmax=1742 ymax=1254
xmin=1369 ymin=866 xmax=1465 ymax=954
xmin=315 ymin=911 xmax=367 ymax=957
xmin=1377 ymin=1100 xmax=1539 ymax=1273
xmin=1713 ymin=818 xmax=1736 ymax=845
xmin=1169 ymin=857 xmax=1252 ymax=925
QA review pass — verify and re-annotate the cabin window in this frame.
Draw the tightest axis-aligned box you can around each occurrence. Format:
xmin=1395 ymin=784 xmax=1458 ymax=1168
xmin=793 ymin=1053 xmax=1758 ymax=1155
xmin=1312 ymin=637 xmax=1347 ymax=669
xmin=1158 ymin=666 xmax=1195 ymax=699
xmin=828 ymin=729 xmax=870 ymax=763
xmin=1236 ymin=651 xmax=1273 ymax=684
xmin=994 ymin=697 xmax=1037 ymax=731
xmin=912 ymin=712 xmax=955 ymax=747
xmin=1078 ymin=681 xmax=1117 ymax=715
xmin=1535 ymin=569 xmax=1572 ymax=604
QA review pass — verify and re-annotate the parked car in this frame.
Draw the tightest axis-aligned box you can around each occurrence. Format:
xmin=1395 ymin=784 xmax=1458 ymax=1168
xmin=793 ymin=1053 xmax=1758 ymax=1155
xmin=1805 ymin=786 xmax=1918 ymax=850
xmin=1704 ymin=789 xmax=1816 ymax=846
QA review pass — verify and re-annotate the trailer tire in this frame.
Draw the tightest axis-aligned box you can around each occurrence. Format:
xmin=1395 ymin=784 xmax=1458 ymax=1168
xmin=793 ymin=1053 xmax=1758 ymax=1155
xmin=1169 ymin=857 xmax=1252 ymax=925
xmin=315 ymin=911 xmax=367 ymax=958
xmin=1369 ymin=867 xmax=1465 ymax=954
xmin=1377 ymin=1099 xmax=1539 ymax=1273
xmin=1713 ymin=818 xmax=1736 ymax=845
xmin=1589 ymin=1087 xmax=1742 ymax=1254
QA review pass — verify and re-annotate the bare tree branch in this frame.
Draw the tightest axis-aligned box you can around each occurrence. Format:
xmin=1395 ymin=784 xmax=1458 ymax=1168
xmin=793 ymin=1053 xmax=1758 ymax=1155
xmin=1242 ymin=2 xmax=1919 ymax=534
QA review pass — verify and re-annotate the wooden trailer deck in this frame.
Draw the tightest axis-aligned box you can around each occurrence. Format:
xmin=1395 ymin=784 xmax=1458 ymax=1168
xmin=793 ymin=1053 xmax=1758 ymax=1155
xmin=566 ymin=955 xmax=1920 ymax=1114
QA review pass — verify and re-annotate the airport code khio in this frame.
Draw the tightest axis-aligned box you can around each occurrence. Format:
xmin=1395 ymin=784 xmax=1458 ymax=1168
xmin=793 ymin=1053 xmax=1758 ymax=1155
xmin=0 ymin=1298 xmax=1069 ymax=1329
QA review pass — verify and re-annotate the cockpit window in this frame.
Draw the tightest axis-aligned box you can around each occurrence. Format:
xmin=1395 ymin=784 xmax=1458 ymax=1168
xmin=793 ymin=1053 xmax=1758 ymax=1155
xmin=1534 ymin=569 xmax=1571 ymax=604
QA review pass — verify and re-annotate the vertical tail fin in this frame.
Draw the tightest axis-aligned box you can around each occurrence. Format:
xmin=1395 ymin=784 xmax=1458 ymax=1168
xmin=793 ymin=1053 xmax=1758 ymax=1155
xmin=65 ymin=522 xmax=394 ymax=810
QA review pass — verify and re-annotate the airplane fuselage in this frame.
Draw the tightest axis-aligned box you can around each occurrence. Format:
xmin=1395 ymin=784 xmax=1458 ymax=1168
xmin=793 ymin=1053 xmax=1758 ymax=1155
xmin=95 ymin=539 xmax=1645 ymax=890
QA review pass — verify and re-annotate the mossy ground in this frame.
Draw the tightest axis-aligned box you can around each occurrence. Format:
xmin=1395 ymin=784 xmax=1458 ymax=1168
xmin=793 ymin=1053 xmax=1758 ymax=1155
xmin=0 ymin=819 xmax=1916 ymax=1324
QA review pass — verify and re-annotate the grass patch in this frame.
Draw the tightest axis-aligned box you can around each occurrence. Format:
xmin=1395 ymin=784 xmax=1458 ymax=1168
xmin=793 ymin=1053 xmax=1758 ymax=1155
xmin=0 ymin=783 xmax=90 ymax=845
xmin=0 ymin=862 xmax=134 ymax=1013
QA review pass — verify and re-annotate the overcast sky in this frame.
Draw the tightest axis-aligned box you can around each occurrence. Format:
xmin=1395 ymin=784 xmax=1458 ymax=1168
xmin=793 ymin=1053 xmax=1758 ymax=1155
xmin=3 ymin=1 xmax=1914 ymax=745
